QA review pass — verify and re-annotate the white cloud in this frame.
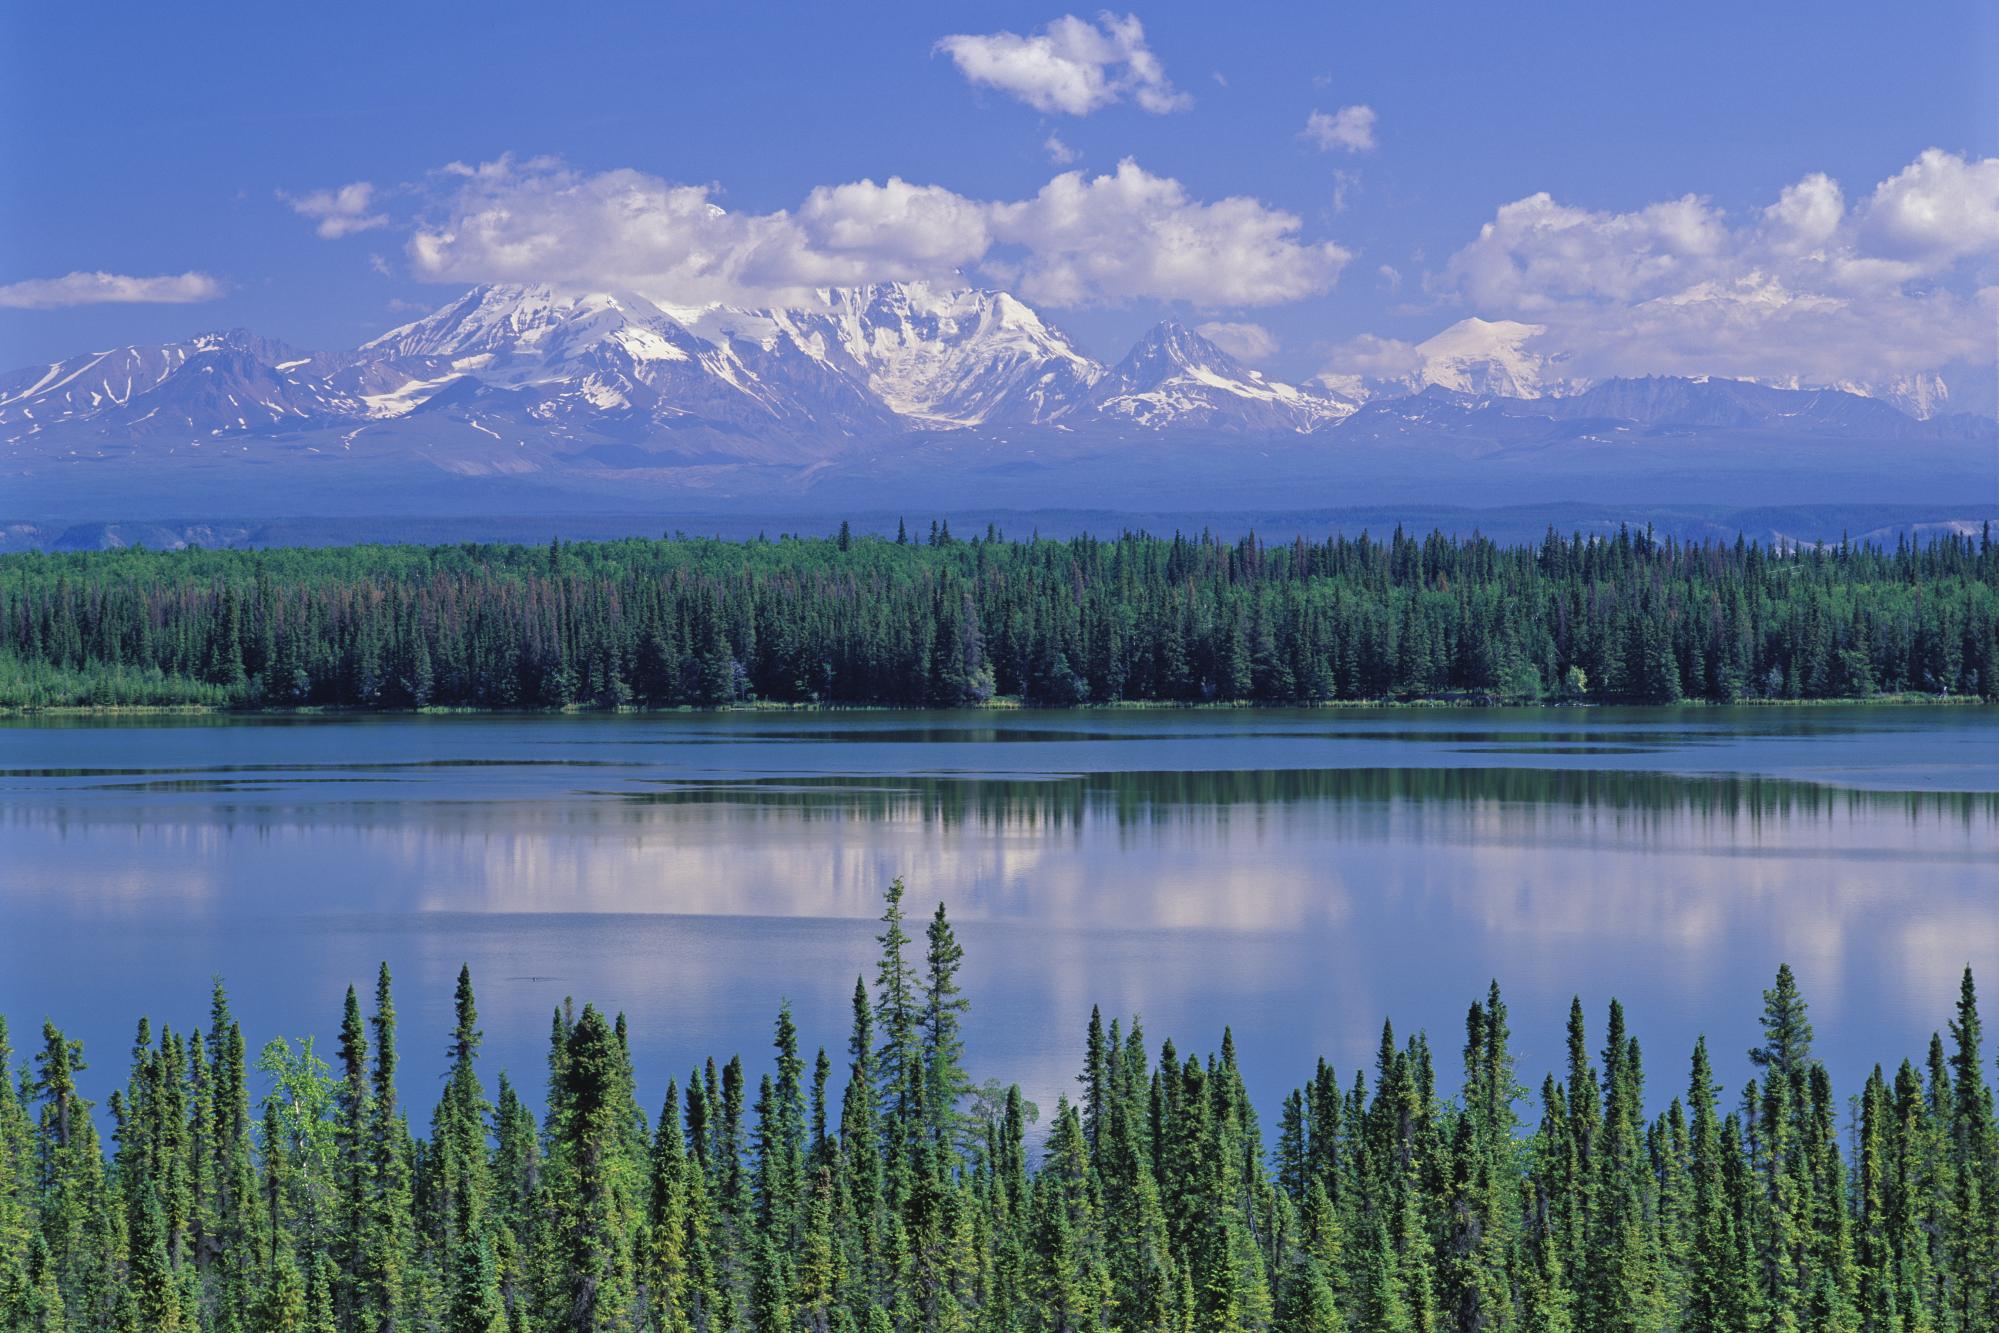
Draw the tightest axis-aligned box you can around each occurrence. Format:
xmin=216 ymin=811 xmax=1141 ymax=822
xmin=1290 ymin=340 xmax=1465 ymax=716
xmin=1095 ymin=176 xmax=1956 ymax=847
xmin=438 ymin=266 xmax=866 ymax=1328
xmin=1423 ymin=149 xmax=1999 ymax=388
xmin=1858 ymin=147 xmax=1999 ymax=263
xmin=406 ymin=154 xmax=1348 ymax=311
xmin=1302 ymin=106 xmax=1376 ymax=154
xmin=1310 ymin=331 xmax=1424 ymax=400
xmin=1321 ymin=332 xmax=1423 ymax=379
xmin=0 ymin=270 xmax=224 ymax=309
xmin=1043 ymin=133 xmax=1080 ymax=166
xmin=796 ymin=178 xmax=993 ymax=269
xmin=989 ymin=158 xmax=1350 ymax=307
xmin=1331 ymin=169 xmax=1359 ymax=214
xmin=1760 ymin=172 xmax=1844 ymax=255
xmin=935 ymin=12 xmax=1189 ymax=116
xmin=1195 ymin=321 xmax=1277 ymax=361
xmin=1444 ymin=191 xmax=1729 ymax=311
xmin=407 ymin=158 xmax=954 ymax=308
xmin=283 ymin=181 xmax=390 ymax=239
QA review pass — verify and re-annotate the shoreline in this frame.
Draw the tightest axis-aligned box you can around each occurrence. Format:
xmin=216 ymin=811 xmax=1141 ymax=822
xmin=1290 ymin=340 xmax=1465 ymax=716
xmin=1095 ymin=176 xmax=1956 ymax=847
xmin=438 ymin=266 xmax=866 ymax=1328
xmin=4 ymin=691 xmax=1988 ymax=719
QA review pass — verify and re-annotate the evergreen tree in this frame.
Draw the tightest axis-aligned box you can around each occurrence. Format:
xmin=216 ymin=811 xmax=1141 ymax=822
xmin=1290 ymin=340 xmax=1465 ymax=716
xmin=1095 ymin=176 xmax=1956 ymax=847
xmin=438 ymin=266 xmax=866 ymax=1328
xmin=0 ymin=917 xmax=1993 ymax=1333
xmin=1943 ymin=967 xmax=1996 ymax=1329
xmin=1272 ymin=1253 xmax=1343 ymax=1333
xmin=922 ymin=903 xmax=971 ymax=1156
xmin=544 ymin=1005 xmax=639 ymax=1331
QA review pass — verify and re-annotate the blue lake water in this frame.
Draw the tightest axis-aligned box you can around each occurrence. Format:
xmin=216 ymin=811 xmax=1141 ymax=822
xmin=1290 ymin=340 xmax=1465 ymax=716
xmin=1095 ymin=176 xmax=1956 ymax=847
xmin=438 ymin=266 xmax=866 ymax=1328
xmin=2 ymin=706 xmax=1994 ymax=1128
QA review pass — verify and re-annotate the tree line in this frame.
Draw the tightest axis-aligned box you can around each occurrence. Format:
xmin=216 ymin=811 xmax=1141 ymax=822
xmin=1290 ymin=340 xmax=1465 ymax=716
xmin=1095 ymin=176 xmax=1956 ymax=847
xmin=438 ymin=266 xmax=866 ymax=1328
xmin=1 ymin=523 xmax=1996 ymax=710
xmin=3 ymin=880 xmax=1997 ymax=1332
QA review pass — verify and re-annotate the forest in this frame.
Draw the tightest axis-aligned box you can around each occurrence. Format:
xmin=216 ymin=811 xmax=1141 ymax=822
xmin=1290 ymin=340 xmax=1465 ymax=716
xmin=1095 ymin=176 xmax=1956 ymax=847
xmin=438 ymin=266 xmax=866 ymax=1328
xmin=1 ymin=524 xmax=1996 ymax=710
xmin=2 ymin=880 xmax=1997 ymax=1333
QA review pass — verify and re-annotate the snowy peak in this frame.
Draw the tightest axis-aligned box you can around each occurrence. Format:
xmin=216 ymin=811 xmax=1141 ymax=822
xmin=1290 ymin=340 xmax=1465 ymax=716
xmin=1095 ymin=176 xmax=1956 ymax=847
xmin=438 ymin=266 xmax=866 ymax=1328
xmin=1322 ymin=317 xmax=1586 ymax=404
xmin=716 ymin=281 xmax=1103 ymax=427
xmin=1410 ymin=318 xmax=1580 ymax=399
xmin=1092 ymin=321 xmax=1353 ymax=432
xmin=362 ymin=283 xmax=571 ymax=360
xmin=0 ymin=332 xmax=357 ymax=438
xmin=1104 ymin=320 xmax=1237 ymax=389
xmin=1822 ymin=371 xmax=1952 ymax=421
xmin=345 ymin=283 xmax=844 ymax=431
xmin=9 ymin=286 xmax=1979 ymax=464
xmin=1318 ymin=316 xmax=1971 ymax=422
xmin=361 ymin=284 xmax=702 ymax=374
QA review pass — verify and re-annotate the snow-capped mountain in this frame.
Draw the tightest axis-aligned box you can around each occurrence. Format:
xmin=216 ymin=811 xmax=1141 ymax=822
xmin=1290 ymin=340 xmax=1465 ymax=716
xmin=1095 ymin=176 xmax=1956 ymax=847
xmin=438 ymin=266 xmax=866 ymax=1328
xmin=0 ymin=283 xmax=1361 ymax=456
xmin=688 ymin=282 xmax=1103 ymax=427
xmin=1536 ymin=375 xmax=1931 ymax=435
xmin=5 ymin=284 xmax=1988 ymax=512
xmin=1316 ymin=317 xmax=1586 ymax=404
xmin=1091 ymin=321 xmax=1353 ymax=432
xmin=356 ymin=284 xmax=895 ymax=440
xmin=1813 ymin=372 xmax=1952 ymax=421
xmin=1314 ymin=318 xmax=1970 ymax=422
xmin=0 ymin=331 xmax=363 ymax=438
xmin=1403 ymin=318 xmax=1586 ymax=399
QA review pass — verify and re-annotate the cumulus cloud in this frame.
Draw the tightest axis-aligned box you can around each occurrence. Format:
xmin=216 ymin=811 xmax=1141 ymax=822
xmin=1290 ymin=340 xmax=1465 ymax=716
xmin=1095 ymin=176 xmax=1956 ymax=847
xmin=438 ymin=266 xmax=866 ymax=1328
xmin=1043 ymin=133 xmax=1080 ymax=166
xmin=407 ymin=159 xmax=980 ymax=308
xmin=1760 ymin=173 xmax=1844 ymax=256
xmin=406 ymin=154 xmax=1347 ymax=311
xmin=0 ymin=270 xmax=224 ymax=309
xmin=1418 ymin=149 xmax=1999 ymax=389
xmin=935 ymin=12 xmax=1189 ymax=116
xmin=1302 ymin=106 xmax=1376 ymax=154
xmin=989 ymin=158 xmax=1349 ymax=307
xmin=283 ymin=181 xmax=390 ymax=239
xmin=1195 ymin=321 xmax=1278 ymax=361
xmin=1858 ymin=148 xmax=1999 ymax=263
xmin=1444 ymin=191 xmax=1729 ymax=310
xmin=796 ymin=178 xmax=993 ymax=269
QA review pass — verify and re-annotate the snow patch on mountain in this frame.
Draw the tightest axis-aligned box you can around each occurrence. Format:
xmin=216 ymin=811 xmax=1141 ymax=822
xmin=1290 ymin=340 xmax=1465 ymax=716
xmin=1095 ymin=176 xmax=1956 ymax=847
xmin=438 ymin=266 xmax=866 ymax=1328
xmin=1813 ymin=371 xmax=1953 ymax=421
xmin=676 ymin=282 xmax=1102 ymax=427
xmin=1092 ymin=321 xmax=1353 ymax=432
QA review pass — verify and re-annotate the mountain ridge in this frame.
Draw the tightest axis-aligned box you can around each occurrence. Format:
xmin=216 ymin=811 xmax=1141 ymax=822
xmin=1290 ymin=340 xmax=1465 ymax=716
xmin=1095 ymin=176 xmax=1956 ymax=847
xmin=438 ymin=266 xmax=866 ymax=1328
xmin=4 ymin=281 xmax=1992 ymax=526
xmin=7 ymin=281 xmax=1983 ymax=452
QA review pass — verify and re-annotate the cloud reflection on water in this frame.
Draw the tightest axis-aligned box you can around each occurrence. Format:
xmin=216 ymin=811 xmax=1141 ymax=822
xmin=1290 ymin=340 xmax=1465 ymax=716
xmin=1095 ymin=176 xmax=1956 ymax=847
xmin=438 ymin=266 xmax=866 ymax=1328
xmin=2 ymin=718 xmax=1995 ymax=1127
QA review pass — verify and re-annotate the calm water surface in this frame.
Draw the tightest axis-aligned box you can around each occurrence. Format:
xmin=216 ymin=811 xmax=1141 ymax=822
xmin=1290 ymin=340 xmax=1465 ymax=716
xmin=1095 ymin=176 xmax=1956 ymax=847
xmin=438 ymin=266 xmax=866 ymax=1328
xmin=2 ymin=706 xmax=1994 ymax=1124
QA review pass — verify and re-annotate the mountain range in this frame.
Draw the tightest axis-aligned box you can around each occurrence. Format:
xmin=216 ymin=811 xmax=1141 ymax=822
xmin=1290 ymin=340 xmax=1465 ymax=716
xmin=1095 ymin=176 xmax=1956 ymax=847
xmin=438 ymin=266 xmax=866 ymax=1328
xmin=0 ymin=281 xmax=1360 ymax=453
xmin=2 ymin=281 xmax=1992 ymax=523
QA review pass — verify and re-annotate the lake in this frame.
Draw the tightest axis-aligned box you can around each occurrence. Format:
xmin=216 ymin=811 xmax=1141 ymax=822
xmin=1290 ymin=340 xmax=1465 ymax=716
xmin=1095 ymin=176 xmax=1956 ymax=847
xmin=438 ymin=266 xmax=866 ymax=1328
xmin=3 ymin=706 xmax=1995 ymax=1128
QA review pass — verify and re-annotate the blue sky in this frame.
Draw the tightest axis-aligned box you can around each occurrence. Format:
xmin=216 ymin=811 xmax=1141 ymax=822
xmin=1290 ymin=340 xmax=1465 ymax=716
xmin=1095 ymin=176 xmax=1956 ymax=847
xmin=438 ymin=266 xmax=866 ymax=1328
xmin=4 ymin=0 xmax=1995 ymax=394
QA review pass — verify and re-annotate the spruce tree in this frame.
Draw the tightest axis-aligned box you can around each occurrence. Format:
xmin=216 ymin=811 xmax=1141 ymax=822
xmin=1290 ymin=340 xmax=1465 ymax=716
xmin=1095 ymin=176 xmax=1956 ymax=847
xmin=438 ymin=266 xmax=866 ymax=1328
xmin=545 ymin=1004 xmax=639 ymax=1331
xmin=922 ymin=903 xmax=971 ymax=1156
xmin=1944 ymin=967 xmax=1995 ymax=1329
xmin=1273 ymin=1252 xmax=1344 ymax=1333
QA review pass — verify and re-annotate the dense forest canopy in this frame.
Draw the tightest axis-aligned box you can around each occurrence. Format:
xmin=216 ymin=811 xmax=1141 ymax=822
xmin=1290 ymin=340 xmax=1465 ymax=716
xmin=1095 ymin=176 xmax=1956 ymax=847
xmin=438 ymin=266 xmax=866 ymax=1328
xmin=2 ymin=523 xmax=1996 ymax=710
xmin=2 ymin=880 xmax=1996 ymax=1331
